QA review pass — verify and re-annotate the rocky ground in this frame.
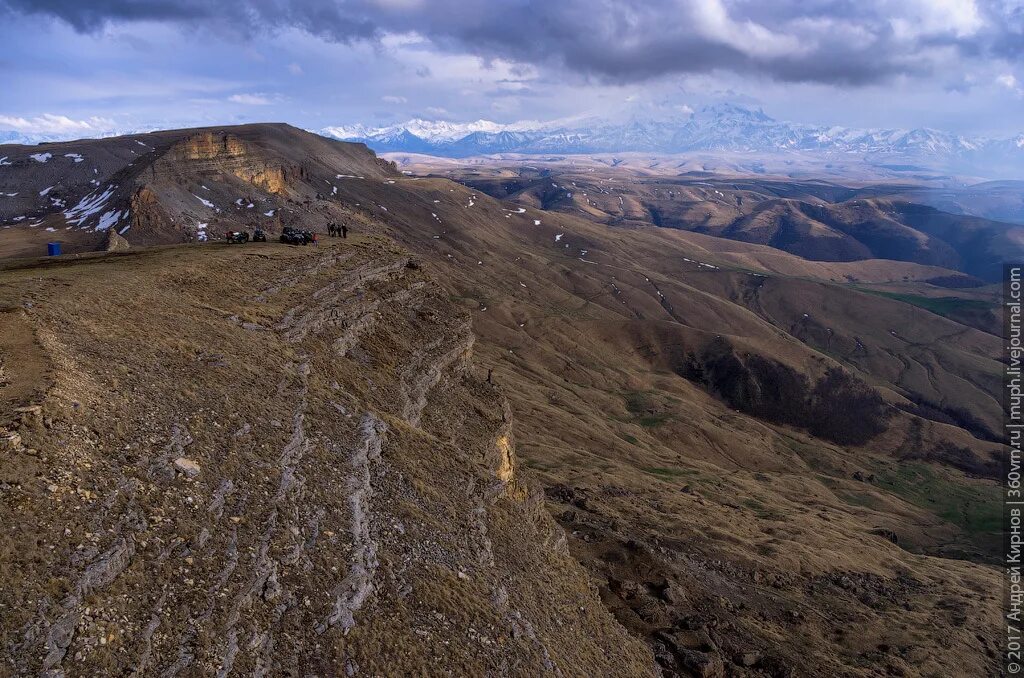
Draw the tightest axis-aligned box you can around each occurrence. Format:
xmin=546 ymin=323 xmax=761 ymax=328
xmin=0 ymin=238 xmax=654 ymax=676
xmin=0 ymin=124 xmax=1007 ymax=676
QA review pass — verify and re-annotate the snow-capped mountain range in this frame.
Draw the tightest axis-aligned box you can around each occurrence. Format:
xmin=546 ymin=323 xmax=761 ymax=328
xmin=320 ymin=103 xmax=1024 ymax=176
xmin=3 ymin=104 xmax=1021 ymax=176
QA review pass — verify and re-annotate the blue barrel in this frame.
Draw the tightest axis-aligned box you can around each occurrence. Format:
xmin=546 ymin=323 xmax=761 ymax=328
xmin=47 ymin=242 xmax=62 ymax=256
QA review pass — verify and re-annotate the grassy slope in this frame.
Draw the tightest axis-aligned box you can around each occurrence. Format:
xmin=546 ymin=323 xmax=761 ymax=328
xmin=0 ymin=238 xmax=655 ymax=675
xmin=0 ymin=126 xmax=1007 ymax=675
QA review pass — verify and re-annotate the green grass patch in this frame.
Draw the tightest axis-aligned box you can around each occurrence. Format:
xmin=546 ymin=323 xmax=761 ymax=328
xmin=742 ymin=497 xmax=783 ymax=521
xmin=871 ymin=461 xmax=1001 ymax=537
xmin=624 ymin=390 xmax=648 ymax=414
xmin=618 ymin=432 xmax=639 ymax=445
xmin=642 ymin=466 xmax=694 ymax=481
xmin=638 ymin=414 xmax=671 ymax=428
xmin=857 ymin=289 xmax=995 ymax=317
xmin=623 ymin=391 xmax=672 ymax=427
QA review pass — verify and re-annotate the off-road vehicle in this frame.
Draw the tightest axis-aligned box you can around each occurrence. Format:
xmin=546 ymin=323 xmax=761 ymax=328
xmin=280 ymin=226 xmax=308 ymax=245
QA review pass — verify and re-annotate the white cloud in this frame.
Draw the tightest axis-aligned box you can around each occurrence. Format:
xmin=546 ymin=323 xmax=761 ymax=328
xmin=997 ymin=73 xmax=1023 ymax=96
xmin=288 ymin=62 xmax=304 ymax=76
xmin=425 ymin=106 xmax=449 ymax=116
xmin=0 ymin=113 xmax=115 ymax=134
xmin=889 ymin=0 xmax=983 ymax=40
xmin=228 ymin=93 xmax=274 ymax=105
xmin=690 ymin=0 xmax=806 ymax=60
xmin=381 ymin=95 xmax=408 ymax=104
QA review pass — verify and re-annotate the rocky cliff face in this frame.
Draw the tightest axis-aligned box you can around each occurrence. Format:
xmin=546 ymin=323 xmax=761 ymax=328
xmin=0 ymin=124 xmax=395 ymax=257
xmin=159 ymin=132 xmax=301 ymax=195
xmin=0 ymin=238 xmax=655 ymax=676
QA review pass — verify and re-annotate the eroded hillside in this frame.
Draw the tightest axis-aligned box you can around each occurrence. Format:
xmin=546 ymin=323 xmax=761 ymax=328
xmin=0 ymin=239 xmax=654 ymax=676
xmin=436 ymin=162 xmax=1023 ymax=283
xmin=0 ymin=124 xmax=1006 ymax=676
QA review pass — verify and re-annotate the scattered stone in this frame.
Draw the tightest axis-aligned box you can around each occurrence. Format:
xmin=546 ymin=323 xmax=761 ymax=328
xmin=173 ymin=457 xmax=200 ymax=478
xmin=679 ymin=649 xmax=725 ymax=677
xmin=1 ymin=431 xmax=22 ymax=450
xmin=736 ymin=650 xmax=762 ymax=667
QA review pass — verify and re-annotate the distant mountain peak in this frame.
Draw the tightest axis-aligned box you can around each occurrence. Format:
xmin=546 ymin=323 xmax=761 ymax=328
xmin=696 ymin=102 xmax=772 ymax=122
xmin=316 ymin=103 xmax=1024 ymax=177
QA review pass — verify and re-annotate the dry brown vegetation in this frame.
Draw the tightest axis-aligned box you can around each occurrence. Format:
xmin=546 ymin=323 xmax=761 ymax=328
xmin=0 ymin=239 xmax=653 ymax=676
xmin=0 ymin=125 xmax=1007 ymax=676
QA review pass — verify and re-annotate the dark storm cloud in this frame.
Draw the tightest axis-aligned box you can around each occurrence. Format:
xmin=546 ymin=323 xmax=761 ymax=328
xmin=1 ymin=0 xmax=1019 ymax=86
xmin=0 ymin=0 xmax=379 ymax=41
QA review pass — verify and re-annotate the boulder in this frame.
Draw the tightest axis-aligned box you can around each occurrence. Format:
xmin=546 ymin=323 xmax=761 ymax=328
xmin=173 ymin=457 xmax=201 ymax=478
xmin=105 ymin=229 xmax=130 ymax=252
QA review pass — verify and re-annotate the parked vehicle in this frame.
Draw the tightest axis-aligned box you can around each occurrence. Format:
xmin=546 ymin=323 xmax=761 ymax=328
xmin=226 ymin=230 xmax=250 ymax=244
xmin=252 ymin=229 xmax=267 ymax=242
xmin=280 ymin=226 xmax=307 ymax=245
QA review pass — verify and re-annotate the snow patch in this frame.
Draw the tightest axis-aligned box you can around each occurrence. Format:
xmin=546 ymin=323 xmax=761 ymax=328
xmin=193 ymin=194 xmax=215 ymax=209
xmin=39 ymin=186 xmax=54 ymax=197
xmin=95 ymin=210 xmax=123 ymax=231
xmin=64 ymin=185 xmax=115 ymax=225
xmin=29 ymin=153 xmax=52 ymax=163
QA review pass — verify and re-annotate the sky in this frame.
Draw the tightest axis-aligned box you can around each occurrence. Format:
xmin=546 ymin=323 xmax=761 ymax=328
xmin=0 ymin=0 xmax=1023 ymax=140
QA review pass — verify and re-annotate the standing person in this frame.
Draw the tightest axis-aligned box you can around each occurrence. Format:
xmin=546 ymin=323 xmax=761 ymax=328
xmin=312 ymin=231 xmax=319 ymax=247
xmin=341 ymin=224 xmax=348 ymax=239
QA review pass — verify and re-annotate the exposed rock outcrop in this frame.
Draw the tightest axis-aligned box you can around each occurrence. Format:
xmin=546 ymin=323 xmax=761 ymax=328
xmin=0 ymin=238 xmax=656 ymax=676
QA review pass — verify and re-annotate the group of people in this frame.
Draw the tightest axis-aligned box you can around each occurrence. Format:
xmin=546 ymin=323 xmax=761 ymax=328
xmin=327 ymin=222 xmax=349 ymax=238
